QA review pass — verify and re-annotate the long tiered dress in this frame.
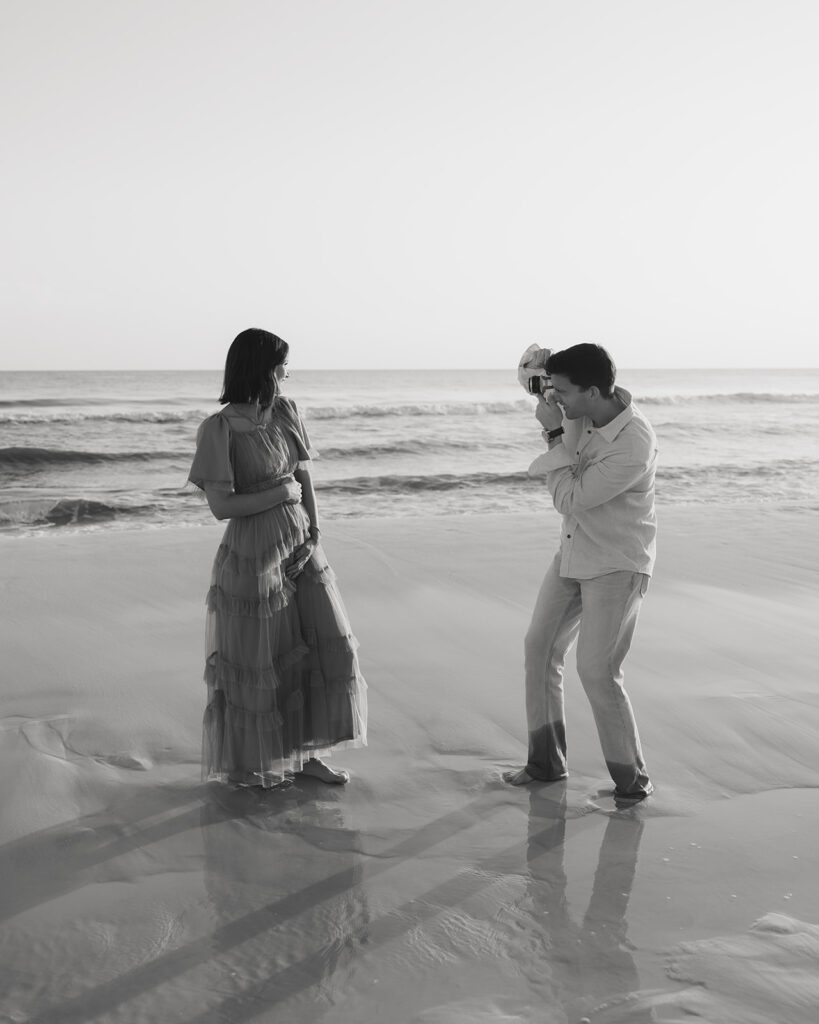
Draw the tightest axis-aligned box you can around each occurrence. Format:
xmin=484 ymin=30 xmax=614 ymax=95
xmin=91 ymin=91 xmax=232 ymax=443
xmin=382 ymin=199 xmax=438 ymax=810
xmin=188 ymin=397 xmax=367 ymax=787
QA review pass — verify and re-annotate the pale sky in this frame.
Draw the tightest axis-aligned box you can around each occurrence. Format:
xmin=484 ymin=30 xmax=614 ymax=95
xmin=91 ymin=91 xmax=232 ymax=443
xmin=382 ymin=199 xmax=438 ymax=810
xmin=2 ymin=0 xmax=818 ymax=370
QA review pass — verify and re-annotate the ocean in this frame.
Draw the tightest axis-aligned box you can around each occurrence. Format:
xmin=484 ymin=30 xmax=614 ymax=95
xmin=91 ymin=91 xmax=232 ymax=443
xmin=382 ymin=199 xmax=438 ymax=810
xmin=1 ymin=367 xmax=818 ymax=535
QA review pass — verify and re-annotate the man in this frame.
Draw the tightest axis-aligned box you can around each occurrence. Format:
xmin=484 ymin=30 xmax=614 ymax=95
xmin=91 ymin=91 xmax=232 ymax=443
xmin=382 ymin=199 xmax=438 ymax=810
xmin=505 ymin=343 xmax=657 ymax=801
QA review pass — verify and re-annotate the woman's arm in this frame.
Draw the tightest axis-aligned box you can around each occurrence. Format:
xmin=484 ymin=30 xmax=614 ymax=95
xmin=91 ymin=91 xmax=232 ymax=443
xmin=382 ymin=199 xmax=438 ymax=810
xmin=203 ymin=477 xmax=302 ymax=521
xmin=294 ymin=465 xmax=320 ymax=539
xmin=285 ymin=466 xmax=320 ymax=579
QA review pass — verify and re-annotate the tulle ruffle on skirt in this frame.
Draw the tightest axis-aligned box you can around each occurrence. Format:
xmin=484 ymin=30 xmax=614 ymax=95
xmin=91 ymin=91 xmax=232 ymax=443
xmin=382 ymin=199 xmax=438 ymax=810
xmin=201 ymin=502 xmax=367 ymax=787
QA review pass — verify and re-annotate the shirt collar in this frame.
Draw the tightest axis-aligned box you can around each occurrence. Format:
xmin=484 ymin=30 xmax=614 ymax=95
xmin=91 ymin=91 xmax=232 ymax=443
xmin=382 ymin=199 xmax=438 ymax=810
xmin=594 ymin=386 xmax=634 ymax=442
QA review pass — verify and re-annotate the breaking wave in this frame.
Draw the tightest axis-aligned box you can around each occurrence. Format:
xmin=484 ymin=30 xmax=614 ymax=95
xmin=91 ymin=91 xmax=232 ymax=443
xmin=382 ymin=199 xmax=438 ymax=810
xmin=2 ymin=391 xmax=816 ymax=428
xmin=315 ymin=471 xmax=530 ymax=495
xmin=0 ymin=447 xmax=182 ymax=470
xmin=0 ymin=497 xmax=159 ymax=529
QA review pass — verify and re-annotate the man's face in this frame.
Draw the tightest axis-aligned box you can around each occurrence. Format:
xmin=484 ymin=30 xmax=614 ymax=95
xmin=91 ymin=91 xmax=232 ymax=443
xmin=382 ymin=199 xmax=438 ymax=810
xmin=549 ymin=373 xmax=592 ymax=420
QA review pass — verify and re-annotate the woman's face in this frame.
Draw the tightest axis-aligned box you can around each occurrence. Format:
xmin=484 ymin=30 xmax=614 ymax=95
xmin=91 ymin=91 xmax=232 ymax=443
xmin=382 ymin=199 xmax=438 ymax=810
xmin=273 ymin=358 xmax=289 ymax=385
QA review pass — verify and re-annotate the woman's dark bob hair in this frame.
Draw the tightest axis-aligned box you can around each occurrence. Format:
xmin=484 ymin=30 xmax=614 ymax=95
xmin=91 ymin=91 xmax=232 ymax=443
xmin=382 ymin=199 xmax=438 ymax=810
xmin=219 ymin=328 xmax=289 ymax=408
xmin=545 ymin=343 xmax=616 ymax=397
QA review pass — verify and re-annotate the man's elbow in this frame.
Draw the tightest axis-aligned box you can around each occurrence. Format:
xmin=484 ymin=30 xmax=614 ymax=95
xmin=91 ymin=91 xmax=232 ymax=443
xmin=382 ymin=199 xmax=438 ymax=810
xmin=551 ymin=487 xmax=577 ymax=516
xmin=554 ymin=492 xmax=601 ymax=516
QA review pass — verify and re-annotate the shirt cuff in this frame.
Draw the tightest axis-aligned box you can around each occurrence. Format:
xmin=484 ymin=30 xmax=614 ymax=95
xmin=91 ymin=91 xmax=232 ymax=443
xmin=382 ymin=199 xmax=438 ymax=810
xmin=527 ymin=446 xmax=574 ymax=477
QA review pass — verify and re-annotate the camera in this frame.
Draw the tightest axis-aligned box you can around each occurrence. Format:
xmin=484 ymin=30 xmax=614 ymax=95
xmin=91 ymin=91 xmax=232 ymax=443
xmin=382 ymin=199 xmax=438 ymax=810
xmin=527 ymin=374 xmax=552 ymax=395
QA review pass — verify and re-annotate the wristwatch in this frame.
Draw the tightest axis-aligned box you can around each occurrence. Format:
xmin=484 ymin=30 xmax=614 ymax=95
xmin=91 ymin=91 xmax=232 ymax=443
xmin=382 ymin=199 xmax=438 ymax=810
xmin=546 ymin=426 xmax=564 ymax=441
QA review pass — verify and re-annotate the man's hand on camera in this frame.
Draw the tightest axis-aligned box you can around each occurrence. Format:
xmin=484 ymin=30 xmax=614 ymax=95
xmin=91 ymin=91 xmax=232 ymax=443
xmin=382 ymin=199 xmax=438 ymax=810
xmin=535 ymin=392 xmax=563 ymax=432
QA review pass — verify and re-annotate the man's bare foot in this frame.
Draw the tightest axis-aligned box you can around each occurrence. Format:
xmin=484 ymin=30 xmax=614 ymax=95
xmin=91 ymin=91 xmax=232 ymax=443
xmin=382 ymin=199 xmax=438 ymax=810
xmin=503 ymin=767 xmax=536 ymax=786
xmin=300 ymin=757 xmax=350 ymax=785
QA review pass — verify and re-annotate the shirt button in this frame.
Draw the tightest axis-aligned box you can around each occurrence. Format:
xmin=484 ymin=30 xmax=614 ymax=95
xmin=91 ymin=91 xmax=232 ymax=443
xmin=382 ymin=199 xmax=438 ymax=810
xmin=587 ymin=430 xmax=592 ymax=434
xmin=566 ymin=533 xmax=572 ymax=538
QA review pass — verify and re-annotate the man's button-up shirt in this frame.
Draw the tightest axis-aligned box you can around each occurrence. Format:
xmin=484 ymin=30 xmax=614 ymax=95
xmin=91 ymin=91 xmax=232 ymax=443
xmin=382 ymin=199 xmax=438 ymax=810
xmin=528 ymin=387 xmax=658 ymax=579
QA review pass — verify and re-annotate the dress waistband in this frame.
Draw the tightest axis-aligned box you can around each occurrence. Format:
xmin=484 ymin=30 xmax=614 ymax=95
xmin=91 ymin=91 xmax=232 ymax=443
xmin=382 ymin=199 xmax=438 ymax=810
xmin=234 ymin=475 xmax=292 ymax=495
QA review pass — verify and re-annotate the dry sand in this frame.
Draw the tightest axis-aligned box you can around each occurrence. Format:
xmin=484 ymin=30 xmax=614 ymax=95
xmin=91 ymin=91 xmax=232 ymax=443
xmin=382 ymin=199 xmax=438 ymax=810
xmin=1 ymin=506 xmax=818 ymax=1023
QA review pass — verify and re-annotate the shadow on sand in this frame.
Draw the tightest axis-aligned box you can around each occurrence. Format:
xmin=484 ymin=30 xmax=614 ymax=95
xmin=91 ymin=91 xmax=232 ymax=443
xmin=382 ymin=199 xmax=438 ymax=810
xmin=14 ymin=776 xmax=651 ymax=1024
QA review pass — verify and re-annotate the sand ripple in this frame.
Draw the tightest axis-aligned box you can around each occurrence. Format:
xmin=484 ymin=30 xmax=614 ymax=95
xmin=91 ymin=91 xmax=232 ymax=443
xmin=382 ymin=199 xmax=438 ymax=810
xmin=586 ymin=913 xmax=819 ymax=1023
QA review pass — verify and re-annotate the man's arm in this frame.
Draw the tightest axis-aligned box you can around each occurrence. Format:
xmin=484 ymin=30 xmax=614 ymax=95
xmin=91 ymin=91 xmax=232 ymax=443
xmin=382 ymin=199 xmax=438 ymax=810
xmin=547 ymin=445 xmax=655 ymax=515
xmin=526 ymin=393 xmax=576 ymax=476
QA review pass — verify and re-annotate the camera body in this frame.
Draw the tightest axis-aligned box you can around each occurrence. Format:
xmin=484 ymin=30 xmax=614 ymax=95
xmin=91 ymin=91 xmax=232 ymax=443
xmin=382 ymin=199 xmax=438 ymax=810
xmin=527 ymin=374 xmax=552 ymax=395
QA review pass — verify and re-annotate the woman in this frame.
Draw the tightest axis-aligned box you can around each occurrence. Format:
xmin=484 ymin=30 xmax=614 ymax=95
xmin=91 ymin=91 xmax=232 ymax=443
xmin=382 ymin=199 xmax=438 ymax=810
xmin=189 ymin=328 xmax=367 ymax=787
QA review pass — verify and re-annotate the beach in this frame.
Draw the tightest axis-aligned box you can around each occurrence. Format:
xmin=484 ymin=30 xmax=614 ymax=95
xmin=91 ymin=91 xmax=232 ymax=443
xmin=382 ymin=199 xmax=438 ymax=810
xmin=5 ymin=0 xmax=819 ymax=1014
xmin=2 ymin=505 xmax=818 ymax=1023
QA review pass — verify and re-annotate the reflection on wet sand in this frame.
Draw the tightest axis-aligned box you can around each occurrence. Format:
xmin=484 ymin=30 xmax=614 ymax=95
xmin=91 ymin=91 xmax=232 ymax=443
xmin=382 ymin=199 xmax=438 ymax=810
xmin=198 ymin=780 xmax=369 ymax=1023
xmin=194 ymin=782 xmax=656 ymax=1023
xmin=525 ymin=785 xmax=654 ymax=1023
xmin=4 ymin=775 xmax=658 ymax=1024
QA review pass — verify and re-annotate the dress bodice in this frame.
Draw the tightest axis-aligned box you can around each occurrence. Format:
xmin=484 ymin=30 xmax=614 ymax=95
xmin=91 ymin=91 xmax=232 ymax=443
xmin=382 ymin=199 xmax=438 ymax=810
xmin=189 ymin=397 xmax=314 ymax=497
xmin=229 ymin=419 xmax=300 ymax=494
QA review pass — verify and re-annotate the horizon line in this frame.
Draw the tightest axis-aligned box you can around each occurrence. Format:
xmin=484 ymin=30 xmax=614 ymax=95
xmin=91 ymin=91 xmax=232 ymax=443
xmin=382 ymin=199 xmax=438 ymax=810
xmin=2 ymin=366 xmax=817 ymax=374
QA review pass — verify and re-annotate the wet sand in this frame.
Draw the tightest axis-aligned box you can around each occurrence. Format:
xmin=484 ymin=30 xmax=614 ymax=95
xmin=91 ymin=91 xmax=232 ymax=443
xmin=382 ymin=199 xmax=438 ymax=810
xmin=1 ymin=506 xmax=818 ymax=1023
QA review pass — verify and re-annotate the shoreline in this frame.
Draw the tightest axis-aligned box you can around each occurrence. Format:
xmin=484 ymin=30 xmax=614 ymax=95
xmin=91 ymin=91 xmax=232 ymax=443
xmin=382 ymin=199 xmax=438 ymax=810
xmin=1 ymin=494 xmax=817 ymax=540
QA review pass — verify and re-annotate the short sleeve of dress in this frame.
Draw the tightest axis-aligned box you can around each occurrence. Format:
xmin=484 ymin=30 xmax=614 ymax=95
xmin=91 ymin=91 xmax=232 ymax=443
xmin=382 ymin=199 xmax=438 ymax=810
xmin=189 ymin=414 xmax=234 ymax=491
xmin=276 ymin=397 xmax=317 ymax=465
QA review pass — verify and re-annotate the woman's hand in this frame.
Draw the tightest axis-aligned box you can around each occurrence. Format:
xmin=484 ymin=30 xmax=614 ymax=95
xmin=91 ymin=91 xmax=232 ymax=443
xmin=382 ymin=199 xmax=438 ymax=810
xmin=279 ymin=478 xmax=303 ymax=504
xmin=285 ymin=539 xmax=316 ymax=579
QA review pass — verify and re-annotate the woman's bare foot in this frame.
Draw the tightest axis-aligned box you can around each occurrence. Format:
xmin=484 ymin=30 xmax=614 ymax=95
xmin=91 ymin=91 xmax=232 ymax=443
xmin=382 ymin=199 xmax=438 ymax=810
xmin=300 ymin=757 xmax=350 ymax=785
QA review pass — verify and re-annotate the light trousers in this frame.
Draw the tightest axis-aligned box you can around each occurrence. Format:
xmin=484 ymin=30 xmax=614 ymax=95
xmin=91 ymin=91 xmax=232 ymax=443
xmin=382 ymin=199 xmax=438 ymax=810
xmin=524 ymin=555 xmax=651 ymax=797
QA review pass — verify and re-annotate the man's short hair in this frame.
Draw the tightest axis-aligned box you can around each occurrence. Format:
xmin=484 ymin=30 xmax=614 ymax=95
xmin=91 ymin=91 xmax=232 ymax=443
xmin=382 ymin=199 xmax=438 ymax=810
xmin=546 ymin=343 xmax=616 ymax=396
